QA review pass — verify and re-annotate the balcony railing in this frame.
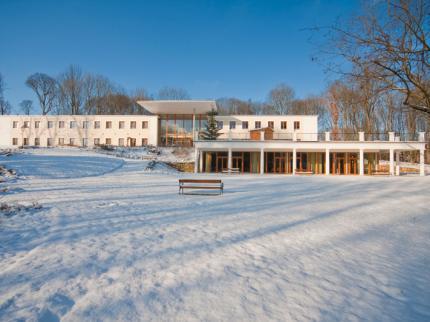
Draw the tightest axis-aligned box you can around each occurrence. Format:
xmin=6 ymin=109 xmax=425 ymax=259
xmin=199 ymin=131 xmax=427 ymax=143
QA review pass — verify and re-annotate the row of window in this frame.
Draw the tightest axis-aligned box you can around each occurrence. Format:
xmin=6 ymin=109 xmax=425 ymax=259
xmin=12 ymin=120 xmax=149 ymax=130
xmin=12 ymin=137 xmax=149 ymax=147
xmin=219 ymin=120 xmax=300 ymax=130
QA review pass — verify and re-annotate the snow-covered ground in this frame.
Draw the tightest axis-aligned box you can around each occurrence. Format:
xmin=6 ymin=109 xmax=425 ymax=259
xmin=0 ymin=149 xmax=429 ymax=321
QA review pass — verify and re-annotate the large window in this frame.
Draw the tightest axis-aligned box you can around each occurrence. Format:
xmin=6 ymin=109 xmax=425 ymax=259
xmin=106 ymin=121 xmax=112 ymax=129
xmin=58 ymin=138 xmax=64 ymax=145
xmin=119 ymin=121 xmax=125 ymax=129
xmin=118 ymin=138 xmax=125 ymax=146
xmin=35 ymin=121 xmax=40 ymax=129
xmin=229 ymin=121 xmax=236 ymax=130
xmin=34 ymin=138 xmax=40 ymax=146
xmin=105 ymin=138 xmax=111 ymax=145
xmin=294 ymin=121 xmax=300 ymax=130
xmin=130 ymin=121 xmax=136 ymax=129
xmin=23 ymin=138 xmax=29 ymax=145
xmin=83 ymin=121 xmax=89 ymax=129
xmin=48 ymin=121 xmax=54 ymax=129
xmin=94 ymin=138 xmax=100 ymax=145
xmin=255 ymin=121 xmax=261 ymax=129
xmin=217 ymin=121 xmax=223 ymax=129
xmin=12 ymin=121 xmax=18 ymax=128
xmin=59 ymin=121 xmax=65 ymax=128
xmin=47 ymin=138 xmax=54 ymax=146
xmin=242 ymin=121 xmax=248 ymax=129
xmin=160 ymin=114 xmax=205 ymax=146
xmin=23 ymin=121 xmax=30 ymax=128
xmin=268 ymin=121 xmax=274 ymax=129
xmin=94 ymin=121 xmax=100 ymax=129
xmin=70 ymin=121 xmax=77 ymax=129
xmin=12 ymin=138 xmax=18 ymax=145
xmin=142 ymin=121 xmax=148 ymax=129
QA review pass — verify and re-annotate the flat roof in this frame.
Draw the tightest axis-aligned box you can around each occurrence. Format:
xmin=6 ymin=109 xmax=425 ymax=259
xmin=136 ymin=100 xmax=216 ymax=115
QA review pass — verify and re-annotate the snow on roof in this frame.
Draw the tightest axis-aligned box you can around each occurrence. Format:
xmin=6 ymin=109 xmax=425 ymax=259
xmin=136 ymin=100 xmax=216 ymax=115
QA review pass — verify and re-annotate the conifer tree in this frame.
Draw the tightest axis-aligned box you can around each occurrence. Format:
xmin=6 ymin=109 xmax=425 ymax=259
xmin=200 ymin=109 xmax=221 ymax=140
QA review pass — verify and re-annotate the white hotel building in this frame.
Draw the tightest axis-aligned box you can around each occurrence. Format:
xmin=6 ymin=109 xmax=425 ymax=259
xmin=0 ymin=100 xmax=426 ymax=176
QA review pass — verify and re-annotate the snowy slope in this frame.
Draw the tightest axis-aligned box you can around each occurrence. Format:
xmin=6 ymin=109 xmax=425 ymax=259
xmin=0 ymin=149 xmax=429 ymax=321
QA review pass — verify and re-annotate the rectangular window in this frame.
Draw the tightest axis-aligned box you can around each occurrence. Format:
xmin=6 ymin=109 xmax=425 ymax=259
xmin=255 ymin=121 xmax=261 ymax=129
xmin=119 ymin=121 xmax=125 ymax=129
xmin=105 ymin=138 xmax=111 ymax=145
xmin=69 ymin=138 xmax=75 ymax=146
xmin=142 ymin=138 xmax=148 ymax=146
xmin=35 ymin=121 xmax=40 ymax=129
xmin=48 ymin=121 xmax=54 ymax=129
xmin=217 ymin=121 xmax=223 ymax=129
xmin=58 ymin=138 xmax=64 ymax=146
xmin=82 ymin=138 xmax=88 ymax=147
xmin=118 ymin=138 xmax=125 ymax=146
xmin=94 ymin=121 xmax=100 ymax=129
xmin=242 ymin=121 xmax=248 ymax=129
xmin=106 ymin=121 xmax=112 ymax=129
xmin=130 ymin=121 xmax=136 ymax=129
xmin=83 ymin=121 xmax=89 ymax=129
xmin=142 ymin=121 xmax=148 ymax=129
xmin=281 ymin=121 xmax=287 ymax=129
xmin=94 ymin=138 xmax=100 ymax=145
xmin=12 ymin=121 xmax=18 ymax=128
xmin=59 ymin=121 xmax=65 ymax=128
xmin=268 ymin=121 xmax=274 ymax=129
xmin=34 ymin=138 xmax=40 ymax=146
xmin=23 ymin=138 xmax=29 ymax=145
xmin=47 ymin=138 xmax=54 ymax=146
xmin=23 ymin=121 xmax=30 ymax=128
xmin=229 ymin=121 xmax=236 ymax=130
xmin=70 ymin=121 xmax=77 ymax=129
xmin=12 ymin=138 xmax=18 ymax=145
xmin=294 ymin=121 xmax=300 ymax=130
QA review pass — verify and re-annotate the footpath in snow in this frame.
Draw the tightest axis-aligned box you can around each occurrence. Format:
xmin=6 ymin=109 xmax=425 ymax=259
xmin=0 ymin=148 xmax=429 ymax=321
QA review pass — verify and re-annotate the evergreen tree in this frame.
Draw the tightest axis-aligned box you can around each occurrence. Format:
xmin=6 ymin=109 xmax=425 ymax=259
xmin=200 ymin=109 xmax=221 ymax=140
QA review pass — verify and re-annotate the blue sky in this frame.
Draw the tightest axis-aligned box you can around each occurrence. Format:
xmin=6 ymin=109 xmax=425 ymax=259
xmin=0 ymin=0 xmax=359 ymax=111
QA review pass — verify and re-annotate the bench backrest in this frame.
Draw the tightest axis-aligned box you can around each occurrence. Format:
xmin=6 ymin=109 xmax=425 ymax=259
xmin=179 ymin=179 xmax=222 ymax=184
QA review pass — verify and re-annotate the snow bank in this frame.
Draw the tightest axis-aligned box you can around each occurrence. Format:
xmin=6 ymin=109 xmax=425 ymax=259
xmin=0 ymin=149 xmax=429 ymax=321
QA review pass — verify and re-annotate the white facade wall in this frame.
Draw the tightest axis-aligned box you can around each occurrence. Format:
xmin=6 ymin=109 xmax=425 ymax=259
xmin=0 ymin=115 xmax=159 ymax=148
xmin=215 ymin=115 xmax=318 ymax=141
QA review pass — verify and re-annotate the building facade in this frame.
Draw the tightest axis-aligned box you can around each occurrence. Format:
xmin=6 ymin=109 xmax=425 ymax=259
xmin=0 ymin=100 xmax=426 ymax=176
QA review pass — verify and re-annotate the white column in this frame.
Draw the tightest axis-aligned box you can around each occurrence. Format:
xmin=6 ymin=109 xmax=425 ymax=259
xmin=389 ymin=132 xmax=395 ymax=142
xmin=420 ymin=149 xmax=425 ymax=176
xmin=345 ymin=152 xmax=349 ymax=175
xmin=293 ymin=131 xmax=297 ymax=142
xmin=419 ymin=132 xmax=425 ymax=142
xmin=199 ymin=150 xmax=203 ymax=173
xmin=325 ymin=148 xmax=330 ymax=175
xmin=359 ymin=132 xmax=365 ymax=142
xmin=359 ymin=149 xmax=364 ymax=176
xmin=194 ymin=148 xmax=199 ymax=173
xmin=325 ymin=132 xmax=330 ymax=141
xmin=389 ymin=149 xmax=394 ymax=176
xmin=228 ymin=148 xmax=232 ymax=170
xmin=396 ymin=151 xmax=400 ymax=176
xmin=293 ymin=148 xmax=297 ymax=175
xmin=260 ymin=148 xmax=264 ymax=174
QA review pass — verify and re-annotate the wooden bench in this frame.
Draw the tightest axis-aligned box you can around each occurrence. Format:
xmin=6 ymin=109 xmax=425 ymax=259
xmin=179 ymin=179 xmax=224 ymax=195
xmin=372 ymin=170 xmax=390 ymax=176
xmin=295 ymin=171 xmax=313 ymax=175
xmin=222 ymin=168 xmax=240 ymax=174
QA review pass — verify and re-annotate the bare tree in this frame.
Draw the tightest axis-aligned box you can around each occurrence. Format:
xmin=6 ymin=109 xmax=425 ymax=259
xmin=82 ymin=74 xmax=115 ymax=114
xmin=158 ymin=86 xmax=190 ymax=100
xmin=321 ymin=0 xmax=430 ymax=117
xmin=0 ymin=73 xmax=12 ymax=115
xmin=58 ymin=65 xmax=84 ymax=114
xmin=19 ymin=100 xmax=33 ymax=115
xmin=26 ymin=73 xmax=58 ymax=115
xmin=267 ymin=84 xmax=295 ymax=115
